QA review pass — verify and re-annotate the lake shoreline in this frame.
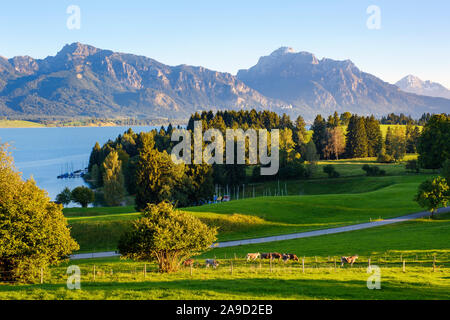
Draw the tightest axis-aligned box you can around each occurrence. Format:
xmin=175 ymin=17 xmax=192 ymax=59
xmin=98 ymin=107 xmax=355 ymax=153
xmin=0 ymin=121 xmax=185 ymax=129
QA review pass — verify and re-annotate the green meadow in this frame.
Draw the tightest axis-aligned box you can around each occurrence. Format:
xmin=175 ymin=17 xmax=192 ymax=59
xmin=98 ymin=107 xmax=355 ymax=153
xmin=1 ymin=213 xmax=449 ymax=300
xmin=67 ymin=171 xmax=436 ymax=253
xmin=2 ymin=156 xmax=448 ymax=300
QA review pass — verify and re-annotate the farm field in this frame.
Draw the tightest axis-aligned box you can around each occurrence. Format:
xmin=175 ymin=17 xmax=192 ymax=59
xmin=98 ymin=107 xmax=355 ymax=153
xmin=1 ymin=212 xmax=449 ymax=300
xmin=0 ymin=120 xmax=44 ymax=128
xmin=67 ymin=172 xmax=435 ymax=253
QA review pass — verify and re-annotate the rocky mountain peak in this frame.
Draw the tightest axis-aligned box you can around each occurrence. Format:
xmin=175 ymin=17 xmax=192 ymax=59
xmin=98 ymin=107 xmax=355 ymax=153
xmin=396 ymin=75 xmax=450 ymax=99
xmin=56 ymin=42 xmax=100 ymax=58
xmin=270 ymin=47 xmax=297 ymax=56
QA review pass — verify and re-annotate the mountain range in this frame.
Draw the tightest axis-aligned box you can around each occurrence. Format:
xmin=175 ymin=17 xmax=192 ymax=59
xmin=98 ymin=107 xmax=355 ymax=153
xmin=395 ymin=75 xmax=450 ymax=100
xmin=0 ymin=43 xmax=449 ymax=121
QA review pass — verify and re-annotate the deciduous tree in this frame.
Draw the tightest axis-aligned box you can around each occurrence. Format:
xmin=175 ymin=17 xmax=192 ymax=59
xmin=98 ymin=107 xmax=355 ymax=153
xmin=118 ymin=202 xmax=217 ymax=273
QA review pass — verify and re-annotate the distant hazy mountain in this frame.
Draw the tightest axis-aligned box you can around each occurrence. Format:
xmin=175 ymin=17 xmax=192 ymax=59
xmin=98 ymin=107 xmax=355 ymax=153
xmin=1 ymin=44 xmax=449 ymax=121
xmin=0 ymin=43 xmax=288 ymax=120
xmin=395 ymin=75 xmax=450 ymax=99
xmin=237 ymin=47 xmax=450 ymax=118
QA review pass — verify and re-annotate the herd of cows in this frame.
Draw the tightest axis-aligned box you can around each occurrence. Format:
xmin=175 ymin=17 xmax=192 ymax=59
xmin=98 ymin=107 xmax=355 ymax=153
xmin=182 ymin=254 xmax=359 ymax=269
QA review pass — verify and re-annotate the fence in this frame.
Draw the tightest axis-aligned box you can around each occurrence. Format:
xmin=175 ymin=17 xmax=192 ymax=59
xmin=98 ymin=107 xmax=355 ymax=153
xmin=1 ymin=252 xmax=448 ymax=285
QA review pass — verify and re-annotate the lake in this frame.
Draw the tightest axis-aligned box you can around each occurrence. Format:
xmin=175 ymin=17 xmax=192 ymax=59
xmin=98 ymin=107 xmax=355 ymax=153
xmin=0 ymin=126 xmax=158 ymax=201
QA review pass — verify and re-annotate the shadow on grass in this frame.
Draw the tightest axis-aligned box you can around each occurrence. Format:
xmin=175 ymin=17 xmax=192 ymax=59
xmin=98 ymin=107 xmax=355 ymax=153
xmin=2 ymin=277 xmax=449 ymax=300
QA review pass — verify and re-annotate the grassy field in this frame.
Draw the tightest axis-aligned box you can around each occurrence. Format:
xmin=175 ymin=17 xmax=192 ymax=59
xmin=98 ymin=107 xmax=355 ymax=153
xmin=67 ymin=173 xmax=435 ymax=252
xmin=1 ymin=158 xmax=448 ymax=300
xmin=205 ymin=212 xmax=450 ymax=260
xmin=0 ymin=120 xmax=44 ymax=128
xmin=1 ymin=213 xmax=449 ymax=300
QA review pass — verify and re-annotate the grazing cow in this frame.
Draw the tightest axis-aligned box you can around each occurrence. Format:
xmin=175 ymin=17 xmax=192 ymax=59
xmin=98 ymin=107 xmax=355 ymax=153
xmin=246 ymin=253 xmax=261 ymax=261
xmin=287 ymin=254 xmax=299 ymax=262
xmin=282 ymin=254 xmax=290 ymax=262
xmin=205 ymin=259 xmax=220 ymax=269
xmin=341 ymin=255 xmax=359 ymax=266
xmin=261 ymin=253 xmax=271 ymax=259
xmin=183 ymin=259 xmax=195 ymax=267
xmin=271 ymin=253 xmax=282 ymax=260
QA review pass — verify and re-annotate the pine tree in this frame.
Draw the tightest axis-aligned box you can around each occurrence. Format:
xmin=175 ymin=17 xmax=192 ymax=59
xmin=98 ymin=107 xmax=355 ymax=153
xmin=102 ymin=150 xmax=126 ymax=206
xmin=365 ymin=116 xmax=383 ymax=157
xmin=345 ymin=115 xmax=368 ymax=158
xmin=135 ymin=133 xmax=185 ymax=211
xmin=311 ymin=115 xmax=327 ymax=159
xmin=385 ymin=127 xmax=394 ymax=157
xmin=88 ymin=142 xmax=102 ymax=170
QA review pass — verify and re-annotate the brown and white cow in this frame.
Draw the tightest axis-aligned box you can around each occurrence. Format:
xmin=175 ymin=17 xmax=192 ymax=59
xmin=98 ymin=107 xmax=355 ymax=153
xmin=261 ymin=253 xmax=271 ymax=259
xmin=271 ymin=253 xmax=282 ymax=260
xmin=287 ymin=254 xmax=299 ymax=262
xmin=341 ymin=255 xmax=359 ymax=266
xmin=183 ymin=259 xmax=195 ymax=267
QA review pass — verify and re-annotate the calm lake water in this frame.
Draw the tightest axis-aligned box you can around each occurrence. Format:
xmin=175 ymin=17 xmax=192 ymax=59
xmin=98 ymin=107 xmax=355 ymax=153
xmin=0 ymin=126 xmax=157 ymax=201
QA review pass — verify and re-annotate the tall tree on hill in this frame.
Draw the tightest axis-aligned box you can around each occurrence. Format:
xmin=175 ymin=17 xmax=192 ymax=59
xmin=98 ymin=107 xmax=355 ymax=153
xmin=365 ymin=115 xmax=383 ymax=157
xmin=324 ymin=126 xmax=346 ymax=160
xmin=418 ymin=114 xmax=450 ymax=169
xmin=303 ymin=140 xmax=319 ymax=163
xmin=405 ymin=125 xmax=421 ymax=154
xmin=345 ymin=115 xmax=368 ymax=158
xmin=102 ymin=150 xmax=126 ymax=206
xmin=135 ymin=133 xmax=185 ymax=211
xmin=293 ymin=115 xmax=308 ymax=153
xmin=340 ymin=112 xmax=352 ymax=126
xmin=388 ymin=127 xmax=407 ymax=162
xmin=311 ymin=115 xmax=328 ymax=159
xmin=280 ymin=114 xmax=293 ymax=130
xmin=385 ymin=127 xmax=394 ymax=157
xmin=327 ymin=111 xmax=341 ymax=128
xmin=88 ymin=142 xmax=102 ymax=170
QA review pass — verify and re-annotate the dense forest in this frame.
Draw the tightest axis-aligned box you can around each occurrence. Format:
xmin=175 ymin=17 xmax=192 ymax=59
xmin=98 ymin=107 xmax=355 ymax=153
xmin=85 ymin=110 xmax=444 ymax=209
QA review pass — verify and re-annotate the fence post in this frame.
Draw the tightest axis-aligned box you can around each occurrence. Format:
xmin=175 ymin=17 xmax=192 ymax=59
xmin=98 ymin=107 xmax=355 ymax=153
xmin=144 ymin=264 xmax=147 ymax=278
xmin=230 ymin=260 xmax=233 ymax=275
xmin=270 ymin=258 xmax=273 ymax=273
xmin=368 ymin=258 xmax=371 ymax=268
xmin=403 ymin=260 xmax=406 ymax=272
xmin=334 ymin=257 xmax=336 ymax=270
xmin=40 ymin=268 xmax=43 ymax=284
xmin=302 ymin=258 xmax=305 ymax=273
xmin=93 ymin=265 xmax=96 ymax=281
xmin=190 ymin=263 xmax=193 ymax=276
xmin=433 ymin=256 xmax=436 ymax=272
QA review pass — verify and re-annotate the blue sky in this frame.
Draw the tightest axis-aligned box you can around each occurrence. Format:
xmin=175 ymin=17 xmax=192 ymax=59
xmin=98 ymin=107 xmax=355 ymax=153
xmin=1 ymin=0 xmax=450 ymax=87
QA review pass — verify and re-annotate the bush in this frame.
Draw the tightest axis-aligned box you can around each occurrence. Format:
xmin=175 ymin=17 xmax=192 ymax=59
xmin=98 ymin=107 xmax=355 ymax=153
xmin=71 ymin=186 xmax=95 ymax=208
xmin=118 ymin=202 xmax=217 ymax=273
xmin=323 ymin=165 xmax=340 ymax=178
xmin=56 ymin=187 xmax=72 ymax=206
xmin=0 ymin=144 xmax=79 ymax=283
xmin=278 ymin=162 xmax=308 ymax=180
xmin=362 ymin=164 xmax=386 ymax=177
xmin=305 ymin=162 xmax=318 ymax=178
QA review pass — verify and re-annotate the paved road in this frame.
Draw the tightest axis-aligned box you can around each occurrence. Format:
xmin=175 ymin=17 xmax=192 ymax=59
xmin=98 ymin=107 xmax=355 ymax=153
xmin=70 ymin=207 xmax=449 ymax=260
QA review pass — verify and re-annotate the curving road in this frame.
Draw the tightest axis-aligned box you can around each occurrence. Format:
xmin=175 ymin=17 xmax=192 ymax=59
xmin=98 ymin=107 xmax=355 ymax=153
xmin=70 ymin=207 xmax=449 ymax=260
